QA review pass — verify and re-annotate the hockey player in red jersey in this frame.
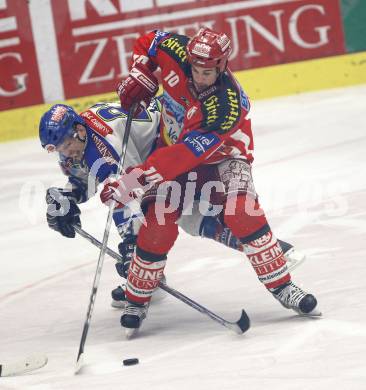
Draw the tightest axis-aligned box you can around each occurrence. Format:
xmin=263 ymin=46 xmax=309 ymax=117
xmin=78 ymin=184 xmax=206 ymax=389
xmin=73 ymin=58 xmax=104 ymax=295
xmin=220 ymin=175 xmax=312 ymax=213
xmin=39 ymin=100 xmax=303 ymax=313
xmin=101 ymin=28 xmax=321 ymax=335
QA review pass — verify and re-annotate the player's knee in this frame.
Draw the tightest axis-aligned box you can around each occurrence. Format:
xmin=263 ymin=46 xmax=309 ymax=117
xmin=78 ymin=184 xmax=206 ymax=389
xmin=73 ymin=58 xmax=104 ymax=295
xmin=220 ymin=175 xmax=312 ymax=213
xmin=137 ymin=204 xmax=179 ymax=255
xmin=223 ymin=195 xmax=267 ymax=239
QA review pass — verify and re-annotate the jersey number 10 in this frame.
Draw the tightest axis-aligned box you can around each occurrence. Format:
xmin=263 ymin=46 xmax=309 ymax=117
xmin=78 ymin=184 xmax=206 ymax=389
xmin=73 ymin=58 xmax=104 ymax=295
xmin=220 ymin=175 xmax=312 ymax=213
xmin=164 ymin=70 xmax=180 ymax=87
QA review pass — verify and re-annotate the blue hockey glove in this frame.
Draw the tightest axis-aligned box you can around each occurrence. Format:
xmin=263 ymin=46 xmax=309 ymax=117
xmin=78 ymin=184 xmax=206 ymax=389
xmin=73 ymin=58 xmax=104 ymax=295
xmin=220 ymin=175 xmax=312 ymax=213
xmin=46 ymin=187 xmax=81 ymax=238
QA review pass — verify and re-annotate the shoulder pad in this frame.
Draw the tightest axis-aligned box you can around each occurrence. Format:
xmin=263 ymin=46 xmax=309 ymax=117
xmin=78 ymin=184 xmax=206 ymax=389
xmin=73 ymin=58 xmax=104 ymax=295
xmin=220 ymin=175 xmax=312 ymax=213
xmin=159 ymin=33 xmax=190 ymax=69
xmin=200 ymin=76 xmax=242 ymax=134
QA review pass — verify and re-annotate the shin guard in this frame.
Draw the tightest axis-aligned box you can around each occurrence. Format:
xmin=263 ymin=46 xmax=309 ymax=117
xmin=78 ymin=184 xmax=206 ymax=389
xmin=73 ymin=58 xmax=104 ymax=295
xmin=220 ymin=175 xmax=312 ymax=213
xmin=125 ymin=247 xmax=167 ymax=305
xmin=241 ymin=227 xmax=290 ymax=289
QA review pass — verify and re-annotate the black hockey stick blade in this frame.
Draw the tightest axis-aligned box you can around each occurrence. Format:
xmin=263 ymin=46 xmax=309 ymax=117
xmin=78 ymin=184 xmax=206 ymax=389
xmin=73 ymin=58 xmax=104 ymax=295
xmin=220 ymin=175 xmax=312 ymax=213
xmin=211 ymin=308 xmax=250 ymax=335
xmin=235 ymin=309 xmax=251 ymax=334
xmin=221 ymin=309 xmax=250 ymax=334
xmin=157 ymin=281 xmax=250 ymax=335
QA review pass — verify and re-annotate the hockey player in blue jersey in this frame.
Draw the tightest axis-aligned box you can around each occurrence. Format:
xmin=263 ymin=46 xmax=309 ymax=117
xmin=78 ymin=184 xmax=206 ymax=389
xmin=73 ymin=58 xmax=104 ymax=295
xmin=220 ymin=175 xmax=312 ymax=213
xmin=39 ymin=100 xmax=163 ymax=305
xmin=39 ymin=99 xmax=305 ymax=310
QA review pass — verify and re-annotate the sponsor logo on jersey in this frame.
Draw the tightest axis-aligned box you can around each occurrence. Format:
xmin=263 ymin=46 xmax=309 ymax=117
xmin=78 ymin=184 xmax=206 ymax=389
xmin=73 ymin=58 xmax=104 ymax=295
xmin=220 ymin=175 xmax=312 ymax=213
xmin=81 ymin=110 xmax=113 ymax=137
xmin=221 ymin=88 xmax=240 ymax=131
xmin=91 ymin=133 xmax=116 ymax=165
xmin=200 ymin=85 xmax=240 ymax=134
xmin=203 ymin=95 xmax=220 ymax=125
xmin=162 ymin=91 xmax=185 ymax=124
xmin=161 ymin=91 xmax=185 ymax=145
xmin=160 ymin=35 xmax=189 ymax=65
xmin=240 ymin=88 xmax=250 ymax=112
xmin=162 ymin=113 xmax=181 ymax=145
xmin=197 ymin=84 xmax=218 ymax=101
xmin=183 ymin=130 xmax=220 ymax=157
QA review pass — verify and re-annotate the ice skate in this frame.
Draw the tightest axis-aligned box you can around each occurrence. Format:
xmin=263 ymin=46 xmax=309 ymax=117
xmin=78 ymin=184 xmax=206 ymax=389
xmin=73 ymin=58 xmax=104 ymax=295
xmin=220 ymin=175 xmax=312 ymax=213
xmin=278 ymin=240 xmax=306 ymax=272
xmin=270 ymin=281 xmax=321 ymax=316
xmin=111 ymin=285 xmax=127 ymax=308
xmin=121 ymin=301 xmax=149 ymax=338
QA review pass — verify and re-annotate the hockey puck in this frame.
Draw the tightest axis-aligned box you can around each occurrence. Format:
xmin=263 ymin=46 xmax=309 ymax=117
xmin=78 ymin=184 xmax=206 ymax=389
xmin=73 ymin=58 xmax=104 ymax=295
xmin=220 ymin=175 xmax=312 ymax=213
xmin=123 ymin=358 xmax=139 ymax=366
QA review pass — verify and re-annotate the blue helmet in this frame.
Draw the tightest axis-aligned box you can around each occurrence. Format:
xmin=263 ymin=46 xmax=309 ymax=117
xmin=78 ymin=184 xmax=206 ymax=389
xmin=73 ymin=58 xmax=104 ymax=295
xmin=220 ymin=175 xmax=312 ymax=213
xmin=39 ymin=104 xmax=85 ymax=150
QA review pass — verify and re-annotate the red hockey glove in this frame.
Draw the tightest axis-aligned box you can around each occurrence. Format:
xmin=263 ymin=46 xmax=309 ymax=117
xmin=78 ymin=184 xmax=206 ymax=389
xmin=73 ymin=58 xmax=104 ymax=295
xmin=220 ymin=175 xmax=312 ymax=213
xmin=100 ymin=167 xmax=146 ymax=208
xmin=116 ymin=63 xmax=159 ymax=113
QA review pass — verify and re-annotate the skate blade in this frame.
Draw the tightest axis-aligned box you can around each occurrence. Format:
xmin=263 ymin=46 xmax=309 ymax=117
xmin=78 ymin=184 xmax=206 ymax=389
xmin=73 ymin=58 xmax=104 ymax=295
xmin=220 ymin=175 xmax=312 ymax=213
xmin=125 ymin=327 xmax=139 ymax=339
xmin=111 ymin=300 xmax=126 ymax=309
xmin=298 ymin=308 xmax=322 ymax=317
xmin=284 ymin=248 xmax=306 ymax=272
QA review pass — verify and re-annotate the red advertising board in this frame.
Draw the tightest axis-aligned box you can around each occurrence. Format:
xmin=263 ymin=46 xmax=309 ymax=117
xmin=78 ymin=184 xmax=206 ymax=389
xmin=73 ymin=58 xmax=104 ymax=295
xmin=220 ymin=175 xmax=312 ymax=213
xmin=0 ymin=0 xmax=346 ymax=110
xmin=54 ymin=0 xmax=346 ymax=100
xmin=0 ymin=1 xmax=43 ymax=110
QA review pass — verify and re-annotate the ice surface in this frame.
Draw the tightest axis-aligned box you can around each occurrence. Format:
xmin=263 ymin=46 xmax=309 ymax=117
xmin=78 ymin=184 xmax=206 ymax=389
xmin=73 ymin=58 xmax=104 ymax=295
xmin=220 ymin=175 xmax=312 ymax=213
xmin=1 ymin=85 xmax=366 ymax=389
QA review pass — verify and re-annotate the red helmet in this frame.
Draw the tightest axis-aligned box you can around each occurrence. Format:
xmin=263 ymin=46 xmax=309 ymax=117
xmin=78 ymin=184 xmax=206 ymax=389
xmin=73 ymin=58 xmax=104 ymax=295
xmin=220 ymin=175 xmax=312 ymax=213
xmin=186 ymin=28 xmax=232 ymax=72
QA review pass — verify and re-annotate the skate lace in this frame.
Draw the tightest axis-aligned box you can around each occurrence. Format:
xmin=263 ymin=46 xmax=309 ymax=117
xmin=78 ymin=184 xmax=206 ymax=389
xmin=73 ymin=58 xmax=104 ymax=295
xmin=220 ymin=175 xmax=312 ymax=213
xmin=275 ymin=282 xmax=306 ymax=308
xmin=125 ymin=303 xmax=147 ymax=318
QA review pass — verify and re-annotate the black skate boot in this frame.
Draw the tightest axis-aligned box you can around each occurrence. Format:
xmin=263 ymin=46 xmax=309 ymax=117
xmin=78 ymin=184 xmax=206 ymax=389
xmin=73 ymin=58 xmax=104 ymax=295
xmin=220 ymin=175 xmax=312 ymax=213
xmin=270 ymin=281 xmax=321 ymax=316
xmin=111 ymin=285 xmax=127 ymax=308
xmin=121 ymin=300 xmax=149 ymax=338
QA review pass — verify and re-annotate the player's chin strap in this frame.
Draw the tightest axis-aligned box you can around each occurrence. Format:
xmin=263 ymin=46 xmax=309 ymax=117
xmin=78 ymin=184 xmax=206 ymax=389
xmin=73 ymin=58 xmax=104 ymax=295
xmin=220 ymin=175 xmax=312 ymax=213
xmin=75 ymin=103 xmax=139 ymax=375
xmin=74 ymin=225 xmax=250 ymax=337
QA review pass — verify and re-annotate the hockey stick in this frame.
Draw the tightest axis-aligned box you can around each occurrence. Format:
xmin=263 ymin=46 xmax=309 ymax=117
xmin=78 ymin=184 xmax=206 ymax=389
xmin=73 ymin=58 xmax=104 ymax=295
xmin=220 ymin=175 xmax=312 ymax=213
xmin=74 ymin=226 xmax=250 ymax=335
xmin=0 ymin=354 xmax=48 ymax=377
xmin=75 ymin=103 xmax=138 ymax=375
